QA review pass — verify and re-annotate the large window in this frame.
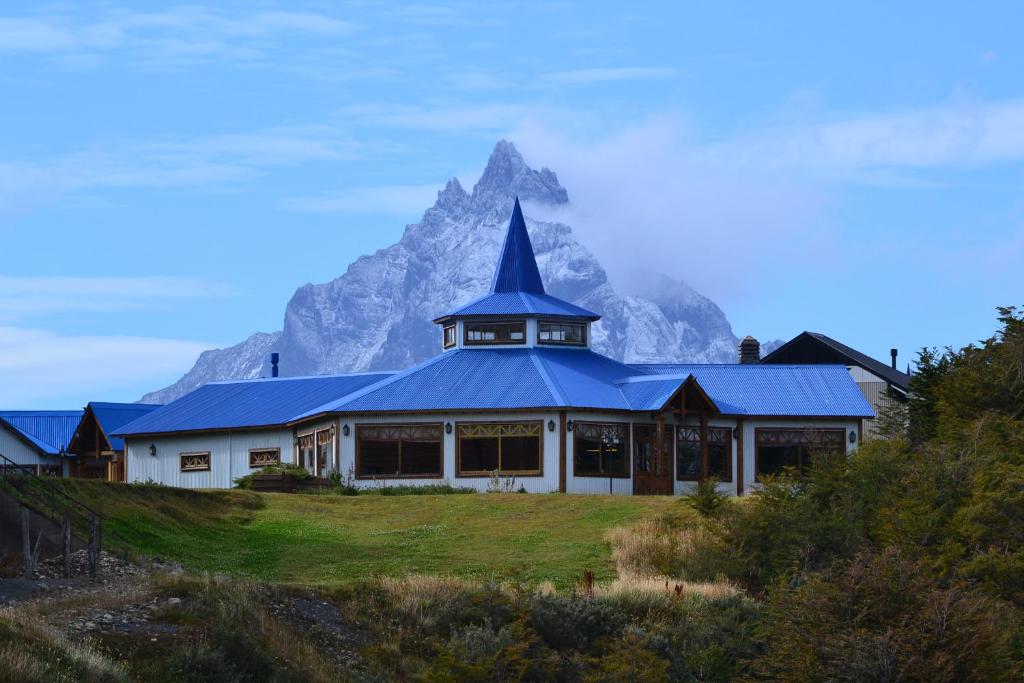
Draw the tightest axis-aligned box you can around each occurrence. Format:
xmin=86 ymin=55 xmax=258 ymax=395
xmin=357 ymin=424 xmax=443 ymax=478
xmin=180 ymin=452 xmax=211 ymax=472
xmin=538 ymin=321 xmax=586 ymax=346
xmin=676 ymin=427 xmax=732 ymax=482
xmin=443 ymin=324 xmax=457 ymax=349
xmin=249 ymin=448 xmax=280 ymax=468
xmin=573 ymin=422 xmax=628 ymax=477
xmin=464 ymin=321 xmax=526 ymax=345
xmin=316 ymin=429 xmax=333 ymax=475
xmin=296 ymin=434 xmax=314 ymax=471
xmin=457 ymin=422 xmax=542 ymax=476
xmin=755 ymin=428 xmax=845 ymax=479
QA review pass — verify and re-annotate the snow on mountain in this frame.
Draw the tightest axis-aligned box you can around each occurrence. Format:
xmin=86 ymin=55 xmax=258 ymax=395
xmin=142 ymin=140 xmax=740 ymax=404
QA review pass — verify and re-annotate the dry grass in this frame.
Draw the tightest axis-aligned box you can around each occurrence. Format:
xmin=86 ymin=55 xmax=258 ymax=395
xmin=596 ymin=575 xmax=738 ymax=601
xmin=0 ymin=606 xmax=127 ymax=682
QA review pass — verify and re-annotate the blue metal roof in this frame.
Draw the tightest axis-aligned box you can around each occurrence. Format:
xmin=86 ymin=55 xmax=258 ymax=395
xmin=113 ymin=372 xmax=394 ymax=436
xmin=435 ymin=198 xmax=600 ymax=322
xmin=629 ymin=364 xmax=875 ymax=417
xmin=0 ymin=411 xmax=84 ymax=456
xmin=88 ymin=402 xmax=163 ymax=451
xmin=492 ymin=197 xmax=545 ymax=294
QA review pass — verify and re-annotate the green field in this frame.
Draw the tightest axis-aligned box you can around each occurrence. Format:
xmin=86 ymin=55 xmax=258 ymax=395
xmin=59 ymin=481 xmax=679 ymax=588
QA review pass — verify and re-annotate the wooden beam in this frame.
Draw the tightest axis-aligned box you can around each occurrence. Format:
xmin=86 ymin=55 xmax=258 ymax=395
xmin=656 ymin=413 xmax=666 ymax=495
xmin=700 ymin=413 xmax=709 ymax=482
xmin=736 ymin=418 xmax=744 ymax=496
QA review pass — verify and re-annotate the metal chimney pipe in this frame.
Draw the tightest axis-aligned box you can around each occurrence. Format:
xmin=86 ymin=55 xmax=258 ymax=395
xmin=890 ymin=348 xmax=897 ymax=370
xmin=739 ymin=336 xmax=761 ymax=365
xmin=271 ymin=352 xmax=279 ymax=378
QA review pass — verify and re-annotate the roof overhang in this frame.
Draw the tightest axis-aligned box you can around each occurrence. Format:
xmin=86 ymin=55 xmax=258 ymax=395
xmin=0 ymin=417 xmax=51 ymax=456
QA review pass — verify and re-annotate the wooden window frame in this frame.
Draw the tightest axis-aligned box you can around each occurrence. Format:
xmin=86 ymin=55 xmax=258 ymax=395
xmin=443 ymin=324 xmax=457 ymax=349
xmin=463 ymin=320 xmax=527 ymax=346
xmin=180 ymin=451 xmax=211 ymax=472
xmin=295 ymin=432 xmax=314 ymax=470
xmin=248 ymin=448 xmax=281 ymax=468
xmin=455 ymin=421 xmax=544 ymax=477
xmin=355 ymin=423 xmax=444 ymax=479
xmin=572 ymin=421 xmax=630 ymax=478
xmin=675 ymin=426 xmax=732 ymax=482
xmin=754 ymin=427 xmax=846 ymax=481
xmin=537 ymin=320 xmax=587 ymax=347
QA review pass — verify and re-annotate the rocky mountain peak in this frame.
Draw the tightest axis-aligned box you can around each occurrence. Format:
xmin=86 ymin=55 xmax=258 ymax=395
xmin=141 ymin=141 xmax=740 ymax=404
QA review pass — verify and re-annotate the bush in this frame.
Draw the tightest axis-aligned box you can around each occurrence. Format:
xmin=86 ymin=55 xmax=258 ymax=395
xmin=685 ymin=478 xmax=728 ymax=517
xmin=233 ymin=463 xmax=313 ymax=489
xmin=528 ymin=593 xmax=627 ymax=652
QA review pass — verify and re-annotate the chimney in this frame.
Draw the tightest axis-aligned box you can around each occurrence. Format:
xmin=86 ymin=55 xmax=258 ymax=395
xmin=271 ymin=352 xmax=279 ymax=378
xmin=890 ymin=348 xmax=897 ymax=370
xmin=739 ymin=336 xmax=761 ymax=364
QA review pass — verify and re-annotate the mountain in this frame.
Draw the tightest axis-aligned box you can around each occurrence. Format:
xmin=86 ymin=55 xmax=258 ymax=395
xmin=142 ymin=141 xmax=741 ymax=404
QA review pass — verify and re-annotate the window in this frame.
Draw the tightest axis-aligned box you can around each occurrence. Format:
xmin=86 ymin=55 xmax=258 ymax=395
xmin=316 ymin=429 xmax=333 ymax=475
xmin=457 ymin=422 xmax=542 ymax=476
xmin=443 ymin=324 xmax=457 ymax=349
xmin=464 ymin=321 xmax=526 ymax=345
xmin=676 ymin=427 xmax=732 ymax=482
xmin=356 ymin=424 xmax=443 ymax=478
xmin=249 ymin=448 xmax=280 ymax=468
xmin=538 ymin=321 xmax=586 ymax=346
xmin=755 ymin=428 xmax=845 ymax=479
xmin=296 ymin=434 xmax=314 ymax=471
xmin=573 ymin=422 xmax=628 ymax=477
xmin=180 ymin=452 xmax=211 ymax=472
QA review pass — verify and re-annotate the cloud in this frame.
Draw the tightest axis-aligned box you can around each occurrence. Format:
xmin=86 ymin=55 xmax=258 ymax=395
xmin=282 ymin=183 xmax=442 ymax=214
xmin=702 ymin=98 xmax=1024 ymax=172
xmin=0 ymin=326 xmax=213 ymax=406
xmin=0 ymin=276 xmax=234 ymax=322
xmin=0 ymin=8 xmax=356 ymax=60
xmin=541 ymin=67 xmax=678 ymax=85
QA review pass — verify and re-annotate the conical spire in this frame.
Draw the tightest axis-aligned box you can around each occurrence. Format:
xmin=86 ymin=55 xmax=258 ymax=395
xmin=490 ymin=197 xmax=545 ymax=295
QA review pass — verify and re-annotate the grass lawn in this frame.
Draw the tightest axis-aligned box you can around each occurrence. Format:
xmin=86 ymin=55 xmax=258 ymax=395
xmin=58 ymin=481 xmax=680 ymax=589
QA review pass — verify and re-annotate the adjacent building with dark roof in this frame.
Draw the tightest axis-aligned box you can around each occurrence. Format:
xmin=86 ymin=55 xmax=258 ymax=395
xmin=116 ymin=199 xmax=874 ymax=496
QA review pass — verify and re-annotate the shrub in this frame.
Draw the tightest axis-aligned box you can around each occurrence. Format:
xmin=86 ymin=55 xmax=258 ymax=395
xmin=233 ymin=463 xmax=313 ymax=489
xmin=528 ymin=593 xmax=627 ymax=652
xmin=686 ymin=478 xmax=728 ymax=517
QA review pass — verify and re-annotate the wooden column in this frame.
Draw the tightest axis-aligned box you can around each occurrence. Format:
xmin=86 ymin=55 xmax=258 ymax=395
xmin=736 ymin=418 xmax=745 ymax=496
xmin=699 ymin=412 xmax=709 ymax=482
xmin=656 ymin=414 xmax=666 ymax=494
xmin=558 ymin=411 xmax=567 ymax=493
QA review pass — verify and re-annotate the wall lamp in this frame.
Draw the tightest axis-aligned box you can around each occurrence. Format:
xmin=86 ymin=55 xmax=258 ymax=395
xmin=342 ymin=424 xmax=350 ymax=437
xmin=149 ymin=444 xmax=157 ymax=457
xmin=566 ymin=419 xmax=575 ymax=432
xmin=732 ymin=428 xmax=739 ymax=440
xmin=849 ymin=431 xmax=857 ymax=444
xmin=547 ymin=419 xmax=556 ymax=432
xmin=445 ymin=422 xmax=453 ymax=434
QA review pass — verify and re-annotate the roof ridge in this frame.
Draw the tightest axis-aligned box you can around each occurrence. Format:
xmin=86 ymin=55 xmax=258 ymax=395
xmin=208 ymin=370 xmax=396 ymax=385
xmin=529 ymin=351 xmax=567 ymax=406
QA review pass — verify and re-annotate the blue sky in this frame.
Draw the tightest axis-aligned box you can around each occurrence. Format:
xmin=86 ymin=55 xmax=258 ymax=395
xmin=1 ymin=2 xmax=1021 ymax=408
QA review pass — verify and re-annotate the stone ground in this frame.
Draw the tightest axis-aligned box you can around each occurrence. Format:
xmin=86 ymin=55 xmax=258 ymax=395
xmin=0 ymin=550 xmax=364 ymax=673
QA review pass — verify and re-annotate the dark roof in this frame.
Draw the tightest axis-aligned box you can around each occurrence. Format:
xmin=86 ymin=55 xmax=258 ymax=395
xmin=761 ymin=331 xmax=911 ymax=391
xmin=435 ymin=197 xmax=599 ymax=322
xmin=0 ymin=410 xmax=84 ymax=456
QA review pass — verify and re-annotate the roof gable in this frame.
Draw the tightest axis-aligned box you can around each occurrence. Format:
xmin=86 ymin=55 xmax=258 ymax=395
xmin=0 ymin=411 xmax=84 ymax=455
xmin=762 ymin=332 xmax=910 ymax=391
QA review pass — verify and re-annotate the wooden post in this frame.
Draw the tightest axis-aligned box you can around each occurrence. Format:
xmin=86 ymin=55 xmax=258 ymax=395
xmin=21 ymin=508 xmax=32 ymax=579
xmin=699 ymin=413 xmax=709 ymax=482
xmin=88 ymin=513 xmax=98 ymax=578
xmin=656 ymin=414 xmax=666 ymax=494
xmin=736 ymin=418 xmax=745 ymax=497
xmin=62 ymin=513 xmax=71 ymax=578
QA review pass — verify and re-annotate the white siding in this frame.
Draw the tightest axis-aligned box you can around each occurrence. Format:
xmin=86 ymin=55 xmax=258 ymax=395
xmin=126 ymin=429 xmax=296 ymax=489
xmin=0 ymin=423 xmax=64 ymax=473
xmin=565 ymin=412 xmax=634 ymax=495
xmin=337 ymin=411 xmax=561 ymax=493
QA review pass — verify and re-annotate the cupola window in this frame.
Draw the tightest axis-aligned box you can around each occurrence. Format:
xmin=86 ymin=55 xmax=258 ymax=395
xmin=464 ymin=320 xmax=526 ymax=345
xmin=443 ymin=324 xmax=456 ymax=349
xmin=538 ymin=321 xmax=586 ymax=346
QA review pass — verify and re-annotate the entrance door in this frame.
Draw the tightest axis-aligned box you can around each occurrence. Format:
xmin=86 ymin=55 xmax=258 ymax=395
xmin=633 ymin=424 xmax=673 ymax=495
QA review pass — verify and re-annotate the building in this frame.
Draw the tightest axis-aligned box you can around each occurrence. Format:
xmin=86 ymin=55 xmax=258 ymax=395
xmin=66 ymin=402 xmax=162 ymax=481
xmin=116 ymin=199 xmax=874 ymax=495
xmin=761 ymin=331 xmax=911 ymax=437
xmin=0 ymin=411 xmax=82 ymax=476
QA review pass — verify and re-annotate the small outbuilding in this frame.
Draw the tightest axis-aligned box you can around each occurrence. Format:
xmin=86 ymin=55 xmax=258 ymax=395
xmin=0 ymin=411 xmax=82 ymax=476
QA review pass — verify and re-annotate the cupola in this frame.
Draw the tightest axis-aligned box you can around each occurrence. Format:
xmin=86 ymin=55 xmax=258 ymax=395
xmin=434 ymin=197 xmax=600 ymax=351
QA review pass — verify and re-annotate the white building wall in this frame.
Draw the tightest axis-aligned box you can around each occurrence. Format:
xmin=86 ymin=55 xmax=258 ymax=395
xmin=337 ymin=411 xmax=561 ymax=493
xmin=126 ymin=429 xmax=296 ymax=489
xmin=0 ymin=424 xmax=64 ymax=473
